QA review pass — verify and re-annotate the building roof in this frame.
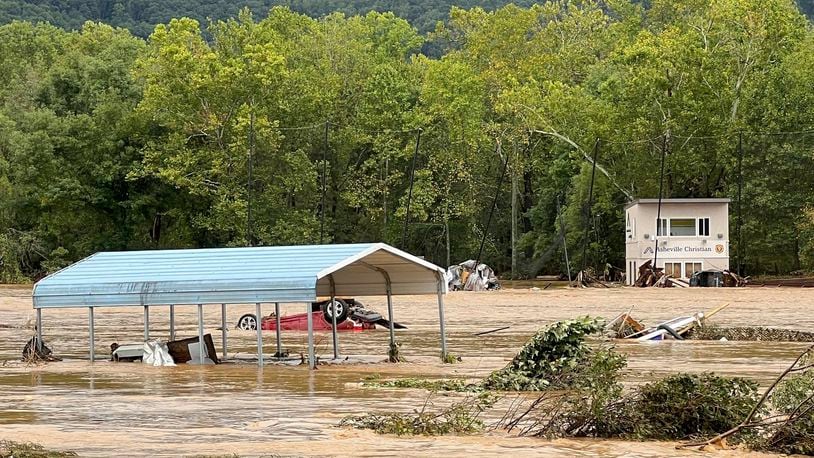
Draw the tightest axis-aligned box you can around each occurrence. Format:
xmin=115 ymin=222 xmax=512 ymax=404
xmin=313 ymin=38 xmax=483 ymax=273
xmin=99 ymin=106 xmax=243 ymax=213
xmin=625 ymin=198 xmax=731 ymax=210
xmin=32 ymin=243 xmax=446 ymax=309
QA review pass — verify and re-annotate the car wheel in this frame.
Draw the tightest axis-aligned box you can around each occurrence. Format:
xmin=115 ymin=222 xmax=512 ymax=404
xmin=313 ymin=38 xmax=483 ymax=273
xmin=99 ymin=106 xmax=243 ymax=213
xmin=321 ymin=299 xmax=349 ymax=324
xmin=237 ymin=313 xmax=258 ymax=330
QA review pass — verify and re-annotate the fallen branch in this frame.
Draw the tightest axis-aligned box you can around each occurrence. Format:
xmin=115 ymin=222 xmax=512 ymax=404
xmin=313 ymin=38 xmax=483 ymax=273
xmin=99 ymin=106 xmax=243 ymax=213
xmin=677 ymin=342 xmax=814 ymax=449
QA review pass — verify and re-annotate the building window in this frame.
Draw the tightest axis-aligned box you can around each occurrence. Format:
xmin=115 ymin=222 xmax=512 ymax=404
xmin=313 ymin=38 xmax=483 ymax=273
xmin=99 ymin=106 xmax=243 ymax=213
xmin=656 ymin=218 xmax=668 ymax=237
xmin=670 ymin=218 xmax=696 ymax=236
xmin=685 ymin=262 xmax=702 ymax=276
xmin=698 ymin=218 xmax=710 ymax=236
xmin=664 ymin=262 xmax=682 ymax=278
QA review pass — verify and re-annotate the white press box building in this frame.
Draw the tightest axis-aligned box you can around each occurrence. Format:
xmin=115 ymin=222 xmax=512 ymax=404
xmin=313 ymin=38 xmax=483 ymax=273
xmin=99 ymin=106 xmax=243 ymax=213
xmin=625 ymin=198 xmax=730 ymax=285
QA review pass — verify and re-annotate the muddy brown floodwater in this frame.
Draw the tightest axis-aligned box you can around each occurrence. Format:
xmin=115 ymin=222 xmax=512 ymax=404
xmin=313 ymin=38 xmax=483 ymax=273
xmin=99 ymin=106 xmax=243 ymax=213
xmin=1 ymin=286 xmax=812 ymax=457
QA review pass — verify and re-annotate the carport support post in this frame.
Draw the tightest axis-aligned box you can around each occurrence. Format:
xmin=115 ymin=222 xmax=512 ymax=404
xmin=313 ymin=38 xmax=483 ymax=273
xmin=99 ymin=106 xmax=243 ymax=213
xmin=88 ymin=307 xmax=95 ymax=362
xmin=436 ymin=274 xmax=448 ymax=360
xmin=307 ymin=302 xmax=315 ymax=369
xmin=329 ymin=275 xmax=339 ymax=359
xmin=143 ymin=305 xmax=149 ymax=342
xmin=274 ymin=303 xmax=282 ymax=357
xmin=256 ymin=302 xmax=263 ymax=366
xmin=169 ymin=305 xmax=175 ymax=341
xmin=197 ymin=304 xmax=205 ymax=364
xmin=36 ymin=309 xmax=42 ymax=351
xmin=385 ymin=276 xmax=396 ymax=361
xmin=221 ymin=303 xmax=227 ymax=359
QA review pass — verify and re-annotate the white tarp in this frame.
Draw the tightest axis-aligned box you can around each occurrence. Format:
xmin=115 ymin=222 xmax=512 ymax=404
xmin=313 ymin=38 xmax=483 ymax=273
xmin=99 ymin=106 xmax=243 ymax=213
xmin=143 ymin=341 xmax=176 ymax=366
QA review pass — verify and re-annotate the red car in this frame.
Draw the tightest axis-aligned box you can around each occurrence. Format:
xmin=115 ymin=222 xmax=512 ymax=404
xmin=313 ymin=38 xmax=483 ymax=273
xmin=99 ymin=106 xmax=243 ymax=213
xmin=236 ymin=298 xmax=405 ymax=332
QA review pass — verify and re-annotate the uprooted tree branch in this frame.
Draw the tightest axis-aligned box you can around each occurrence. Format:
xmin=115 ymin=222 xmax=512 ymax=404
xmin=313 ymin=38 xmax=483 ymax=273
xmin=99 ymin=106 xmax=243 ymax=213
xmin=679 ymin=342 xmax=814 ymax=454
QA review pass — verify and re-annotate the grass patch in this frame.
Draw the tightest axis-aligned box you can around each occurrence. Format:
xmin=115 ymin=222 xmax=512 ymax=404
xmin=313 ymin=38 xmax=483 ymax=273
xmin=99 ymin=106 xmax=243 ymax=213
xmin=340 ymin=392 xmax=497 ymax=436
xmin=0 ymin=441 xmax=77 ymax=458
xmin=362 ymin=375 xmax=479 ymax=392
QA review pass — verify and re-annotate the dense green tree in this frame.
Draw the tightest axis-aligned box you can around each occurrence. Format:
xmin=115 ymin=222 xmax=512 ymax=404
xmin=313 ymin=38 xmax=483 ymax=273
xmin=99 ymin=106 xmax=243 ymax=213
xmin=1 ymin=1 xmax=814 ymax=281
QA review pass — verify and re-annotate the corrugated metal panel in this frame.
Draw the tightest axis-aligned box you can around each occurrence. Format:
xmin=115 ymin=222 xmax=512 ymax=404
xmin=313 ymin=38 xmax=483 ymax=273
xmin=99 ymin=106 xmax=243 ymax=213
xmin=33 ymin=243 xmax=445 ymax=309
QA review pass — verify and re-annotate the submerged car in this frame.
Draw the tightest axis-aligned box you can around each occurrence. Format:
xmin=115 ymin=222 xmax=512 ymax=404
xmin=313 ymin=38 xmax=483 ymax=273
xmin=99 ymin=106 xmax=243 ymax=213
xmin=236 ymin=298 xmax=405 ymax=331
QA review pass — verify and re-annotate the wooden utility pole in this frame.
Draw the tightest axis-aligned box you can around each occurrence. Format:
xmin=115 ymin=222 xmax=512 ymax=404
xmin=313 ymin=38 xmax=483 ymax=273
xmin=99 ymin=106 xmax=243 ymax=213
xmin=247 ymin=104 xmax=255 ymax=247
xmin=511 ymin=143 xmax=518 ymax=280
xmin=320 ymin=121 xmax=329 ymax=244
xmin=580 ymin=139 xmax=600 ymax=281
xmin=737 ymin=131 xmax=744 ymax=276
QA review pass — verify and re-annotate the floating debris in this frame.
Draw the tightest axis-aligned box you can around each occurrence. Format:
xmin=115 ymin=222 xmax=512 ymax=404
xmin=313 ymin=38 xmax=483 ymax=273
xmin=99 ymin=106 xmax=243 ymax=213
xmin=686 ymin=325 xmax=814 ymax=342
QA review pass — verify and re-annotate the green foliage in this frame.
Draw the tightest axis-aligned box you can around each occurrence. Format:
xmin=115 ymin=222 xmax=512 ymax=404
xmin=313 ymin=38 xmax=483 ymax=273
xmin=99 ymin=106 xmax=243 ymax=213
xmin=339 ymin=392 xmax=497 ymax=436
xmin=363 ymin=376 xmax=478 ymax=392
xmin=482 ymin=317 xmax=624 ymax=391
xmin=761 ymin=367 xmax=814 ymax=454
xmin=1 ymin=1 xmax=814 ymax=279
xmin=620 ymin=373 xmax=760 ymax=440
xmin=0 ymin=440 xmax=77 ymax=458
xmin=507 ymin=370 xmax=761 ymax=442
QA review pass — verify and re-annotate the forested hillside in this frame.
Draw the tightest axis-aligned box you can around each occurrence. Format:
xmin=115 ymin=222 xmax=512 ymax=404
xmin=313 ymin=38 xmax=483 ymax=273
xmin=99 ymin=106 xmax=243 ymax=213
xmin=0 ymin=0 xmax=812 ymax=36
xmin=1 ymin=1 xmax=814 ymax=282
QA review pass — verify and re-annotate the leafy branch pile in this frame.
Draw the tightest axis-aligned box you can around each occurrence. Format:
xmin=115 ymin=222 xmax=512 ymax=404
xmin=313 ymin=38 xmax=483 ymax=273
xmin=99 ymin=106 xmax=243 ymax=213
xmin=339 ymin=392 xmax=497 ymax=436
xmin=0 ymin=440 xmax=77 ymax=458
xmin=687 ymin=324 xmax=814 ymax=342
xmin=362 ymin=376 xmax=478 ymax=392
xmin=680 ymin=343 xmax=814 ymax=455
xmin=482 ymin=317 xmax=624 ymax=391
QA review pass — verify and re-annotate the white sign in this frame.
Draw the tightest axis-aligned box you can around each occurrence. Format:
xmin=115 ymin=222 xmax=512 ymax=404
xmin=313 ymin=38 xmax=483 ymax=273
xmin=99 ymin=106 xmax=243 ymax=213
xmin=641 ymin=241 xmax=727 ymax=258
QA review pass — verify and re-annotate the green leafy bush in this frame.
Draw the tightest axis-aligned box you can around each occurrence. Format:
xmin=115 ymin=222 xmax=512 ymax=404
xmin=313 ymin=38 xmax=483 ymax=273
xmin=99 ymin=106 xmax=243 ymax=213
xmin=759 ymin=370 xmax=814 ymax=454
xmin=620 ymin=373 xmax=760 ymax=440
xmin=482 ymin=317 xmax=616 ymax=391
xmin=0 ymin=441 xmax=77 ymax=458
xmin=363 ymin=377 xmax=478 ymax=392
xmin=340 ymin=392 xmax=497 ymax=436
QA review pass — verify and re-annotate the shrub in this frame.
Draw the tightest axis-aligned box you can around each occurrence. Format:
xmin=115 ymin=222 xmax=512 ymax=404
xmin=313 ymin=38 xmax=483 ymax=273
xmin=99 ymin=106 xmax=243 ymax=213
xmin=0 ymin=440 xmax=77 ymax=458
xmin=340 ymin=392 xmax=498 ymax=436
xmin=621 ymin=373 xmax=760 ymax=440
xmin=482 ymin=317 xmax=612 ymax=391
xmin=759 ymin=370 xmax=814 ymax=454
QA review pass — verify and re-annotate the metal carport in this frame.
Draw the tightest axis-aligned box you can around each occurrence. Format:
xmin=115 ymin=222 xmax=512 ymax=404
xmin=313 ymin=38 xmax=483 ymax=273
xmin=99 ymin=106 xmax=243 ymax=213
xmin=32 ymin=243 xmax=448 ymax=368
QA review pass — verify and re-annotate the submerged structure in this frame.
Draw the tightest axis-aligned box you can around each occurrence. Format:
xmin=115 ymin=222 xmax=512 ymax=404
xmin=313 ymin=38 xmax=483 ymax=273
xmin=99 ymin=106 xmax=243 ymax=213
xmin=32 ymin=243 xmax=448 ymax=368
xmin=625 ymin=198 xmax=730 ymax=285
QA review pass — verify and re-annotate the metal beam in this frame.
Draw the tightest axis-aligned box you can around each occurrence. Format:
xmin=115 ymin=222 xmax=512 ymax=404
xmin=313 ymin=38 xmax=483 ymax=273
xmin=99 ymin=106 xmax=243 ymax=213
xmin=307 ymin=302 xmax=315 ymax=369
xmin=357 ymin=261 xmax=397 ymax=361
xmin=436 ymin=272 xmax=448 ymax=360
xmin=88 ymin=307 xmax=95 ymax=362
xmin=169 ymin=304 xmax=175 ymax=341
xmin=221 ymin=303 xmax=227 ymax=360
xmin=256 ymin=302 xmax=263 ymax=366
xmin=274 ymin=302 xmax=282 ymax=358
xmin=36 ymin=309 xmax=42 ymax=352
xmin=197 ymin=304 xmax=205 ymax=364
xmin=329 ymin=275 xmax=339 ymax=359
xmin=143 ymin=305 xmax=150 ymax=342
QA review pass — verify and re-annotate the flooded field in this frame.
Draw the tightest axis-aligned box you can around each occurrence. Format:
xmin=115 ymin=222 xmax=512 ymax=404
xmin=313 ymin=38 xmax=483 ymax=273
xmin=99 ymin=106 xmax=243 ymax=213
xmin=1 ymin=286 xmax=811 ymax=457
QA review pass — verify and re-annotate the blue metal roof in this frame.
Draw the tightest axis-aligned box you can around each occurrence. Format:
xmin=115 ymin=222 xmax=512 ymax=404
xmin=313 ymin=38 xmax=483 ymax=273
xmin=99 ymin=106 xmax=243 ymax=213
xmin=33 ymin=243 xmax=445 ymax=308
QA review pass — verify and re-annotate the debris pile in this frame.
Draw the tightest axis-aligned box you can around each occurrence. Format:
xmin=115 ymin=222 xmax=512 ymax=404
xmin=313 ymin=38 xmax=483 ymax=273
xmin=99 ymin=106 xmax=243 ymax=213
xmin=111 ymin=334 xmax=219 ymax=365
xmin=634 ymin=260 xmax=748 ymax=288
xmin=633 ymin=260 xmax=689 ymax=287
xmin=605 ymin=310 xmax=644 ymax=338
xmin=574 ymin=268 xmax=609 ymax=288
xmin=22 ymin=336 xmax=61 ymax=362
xmin=686 ymin=325 xmax=814 ymax=342
xmin=446 ymin=260 xmax=500 ymax=291
xmin=689 ymin=270 xmax=749 ymax=287
xmin=605 ymin=303 xmax=730 ymax=341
